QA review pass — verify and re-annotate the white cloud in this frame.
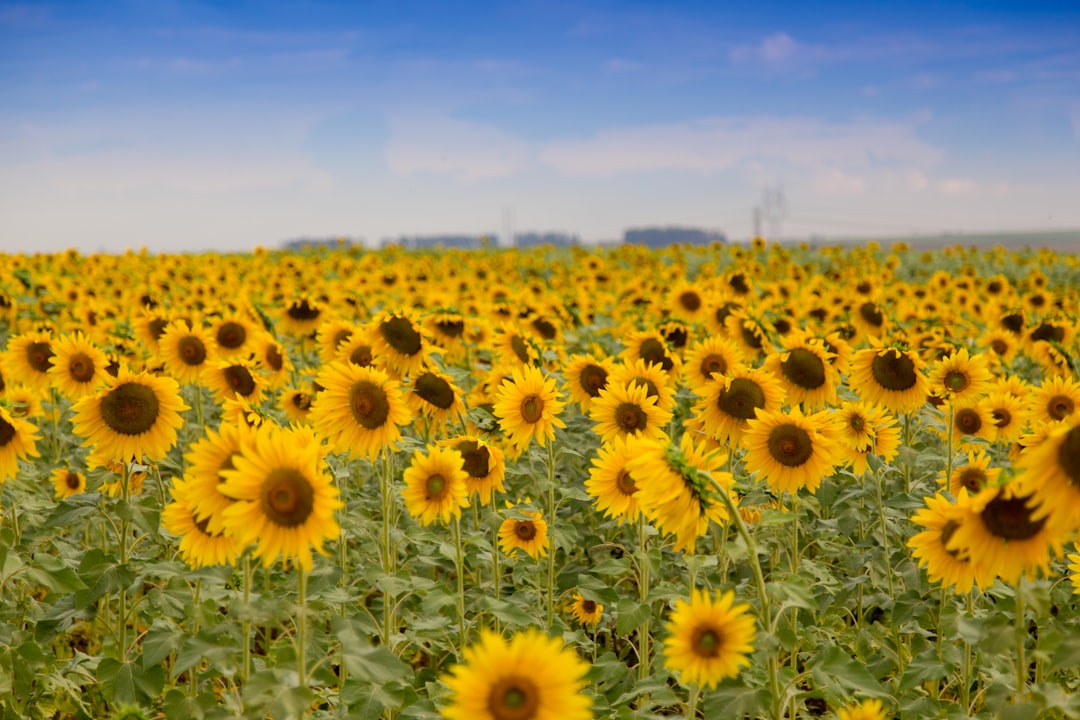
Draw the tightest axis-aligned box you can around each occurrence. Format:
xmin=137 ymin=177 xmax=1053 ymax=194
xmin=539 ymin=116 xmax=942 ymax=177
xmin=937 ymin=178 xmax=979 ymax=195
xmin=729 ymin=32 xmax=820 ymax=68
xmin=385 ymin=115 xmax=530 ymax=182
xmin=813 ymin=168 xmax=866 ymax=195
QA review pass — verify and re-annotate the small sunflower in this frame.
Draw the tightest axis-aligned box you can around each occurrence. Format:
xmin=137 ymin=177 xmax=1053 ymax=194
xmin=568 ymin=592 xmax=604 ymax=627
xmin=315 ymin=319 xmax=357 ymax=364
xmin=50 ymin=467 xmax=86 ymax=499
xmin=3 ymin=330 xmax=55 ymax=391
xmin=2 ymin=384 xmax=42 ymax=419
xmin=927 ymin=348 xmax=993 ymax=405
xmin=836 ymin=698 xmax=889 ymax=720
xmin=370 ymin=311 xmax=429 ymax=378
xmin=682 ymin=336 xmax=745 ymax=396
xmin=983 ymin=390 xmax=1029 ymax=444
xmin=47 ymin=332 xmax=109 ymax=400
xmin=203 ymin=357 xmax=265 ymax=405
xmin=280 ymin=387 xmax=314 ymax=424
xmin=589 ymin=380 xmax=671 ymax=445
xmin=849 ymin=343 xmax=929 ymax=414
xmin=401 ymin=445 xmax=470 ymax=526
xmin=219 ymin=423 xmax=343 ymax=571
xmin=308 ymin=362 xmax=411 ymax=460
xmin=279 ymin=296 xmax=324 ymax=337
xmin=946 ymin=401 xmax=996 ymax=445
xmin=406 ymin=369 xmax=467 ymax=433
xmin=742 ymin=407 xmax=841 ymax=495
xmin=162 ymin=478 xmax=241 ymax=569
xmin=1069 ymin=552 xmax=1080 ymax=595
xmin=563 ymin=353 xmax=613 ymax=412
xmin=440 ymin=628 xmax=592 ymax=720
xmin=690 ymin=367 xmax=786 ymax=445
xmin=498 ymin=501 xmax=550 ymax=559
xmin=71 ymin=369 xmax=187 ymax=465
xmin=182 ymin=422 xmax=250 ymax=534
xmin=424 ymin=310 xmax=468 ymax=361
xmin=492 ymin=364 xmax=566 ymax=454
xmin=942 ymin=449 xmax=1000 ymax=496
xmin=437 ymin=435 xmax=506 ymax=507
xmin=210 ymin=313 xmax=256 ymax=358
xmin=607 ymin=359 xmax=678 ymax=415
xmin=253 ymin=333 xmax=291 ymax=389
xmin=585 ymin=435 xmax=642 ymax=524
xmin=158 ymin=321 xmax=218 ymax=386
xmin=663 ymin=588 xmax=757 ymax=690
xmin=1028 ymin=375 xmax=1080 ymax=425
xmin=724 ymin=311 xmax=773 ymax=358
xmin=908 ymin=492 xmax=992 ymax=594
xmin=336 ymin=332 xmax=380 ymax=369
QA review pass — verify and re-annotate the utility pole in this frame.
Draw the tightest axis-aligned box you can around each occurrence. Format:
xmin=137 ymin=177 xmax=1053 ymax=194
xmin=753 ymin=186 xmax=787 ymax=241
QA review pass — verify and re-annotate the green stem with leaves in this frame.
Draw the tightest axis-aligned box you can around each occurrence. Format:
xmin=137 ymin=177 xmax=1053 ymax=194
xmin=545 ymin=443 xmax=557 ymax=630
xmin=297 ymin=568 xmax=308 ymax=690
xmin=453 ymin=516 xmax=467 ymax=649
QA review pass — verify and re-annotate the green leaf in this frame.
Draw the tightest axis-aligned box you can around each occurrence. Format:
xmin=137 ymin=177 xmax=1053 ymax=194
xmin=1048 ymin=633 xmax=1080 ymax=675
xmin=142 ymin=621 xmax=185 ymax=667
xmin=338 ymin=631 xmax=411 ymax=683
xmin=899 ymin=648 xmax=951 ymax=692
xmin=809 ymin=646 xmax=889 ymax=698
xmin=702 ymin=686 xmax=770 ymax=718
xmin=615 ymin=599 xmax=651 ymax=636
xmin=24 ymin=554 xmax=88 ymax=594
xmin=97 ymin=658 xmax=164 ymax=705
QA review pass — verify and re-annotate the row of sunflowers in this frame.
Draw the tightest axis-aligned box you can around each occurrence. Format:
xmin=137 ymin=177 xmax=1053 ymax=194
xmin=0 ymin=239 xmax=1078 ymax=719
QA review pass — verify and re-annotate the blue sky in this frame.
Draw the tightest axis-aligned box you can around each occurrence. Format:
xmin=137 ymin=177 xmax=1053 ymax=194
xmin=2 ymin=0 xmax=1079 ymax=252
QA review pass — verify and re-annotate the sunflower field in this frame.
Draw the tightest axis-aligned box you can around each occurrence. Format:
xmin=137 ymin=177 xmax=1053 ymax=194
xmin=0 ymin=240 xmax=1079 ymax=720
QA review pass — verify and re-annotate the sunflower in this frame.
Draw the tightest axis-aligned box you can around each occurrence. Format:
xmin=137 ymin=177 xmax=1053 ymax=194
xmin=370 ymin=311 xmax=429 ymax=377
xmin=437 ymin=435 xmax=506 ymax=507
xmin=927 ymin=348 xmax=993 ymax=405
xmin=621 ymin=329 xmax=682 ymax=376
xmin=1028 ymin=375 xmax=1080 ymax=425
xmin=588 ymin=380 xmax=671 ymax=445
xmin=849 ymin=343 xmax=929 ymax=414
xmin=132 ymin=309 xmax=171 ymax=355
xmin=690 ymin=367 xmax=786 ymax=445
xmin=50 ymin=467 xmax=86 ymax=499
xmin=210 ymin=313 xmax=256 ymax=358
xmin=585 ymin=435 xmax=642 ymax=524
xmin=836 ymin=698 xmax=889 ymax=720
xmin=71 ymin=368 xmax=187 ymax=465
xmin=725 ymin=311 xmax=773 ymax=358
xmin=662 ymin=588 xmax=757 ymax=690
xmin=563 ymin=353 xmax=613 ymax=412
xmin=158 ymin=321 xmax=217 ymax=386
xmin=161 ymin=478 xmax=241 ymax=569
xmin=1069 ymin=552 xmax=1080 ymax=595
xmin=665 ymin=280 xmax=708 ymax=323
xmin=182 ymin=422 xmax=250 ymax=534
xmin=1015 ymin=416 xmax=1080 ymax=534
xmin=424 ymin=310 xmax=468 ymax=361
xmin=742 ymin=407 xmax=841 ymax=495
xmin=980 ymin=328 xmax=1018 ymax=366
xmin=682 ymin=336 xmax=745 ymax=396
xmin=315 ymin=320 xmax=357 ymax=364
xmin=407 ymin=369 xmax=467 ymax=433
xmin=219 ymin=423 xmax=343 ymax=571
xmin=0 ymin=404 xmax=40 ymax=479
xmin=492 ymin=364 xmax=566 ymax=454
xmin=280 ymin=387 xmax=314 ymax=424
xmin=819 ymin=330 xmax=855 ymax=375
xmin=983 ymin=390 xmax=1029 ymax=445
xmin=946 ymin=401 xmax=995 ymax=445
xmin=763 ymin=335 xmax=838 ymax=410
xmin=2 ymin=330 xmax=55 ymax=391
xmin=627 ymin=434 xmax=732 ymax=554
xmin=607 ymin=358 xmax=678 ymax=415
xmin=253 ymin=333 xmax=291 ymax=389
xmin=2 ymin=384 xmax=42 ymax=419
xmin=492 ymin=321 xmax=540 ymax=368
xmin=942 ymin=449 xmax=999 ymax=495
xmin=308 ymin=362 xmax=411 ymax=460
xmin=401 ymin=445 xmax=470 ymax=526
xmin=908 ymin=492 xmax=991 ymax=594
xmin=946 ymin=482 xmax=1065 ymax=585
xmin=336 ymin=332 xmax=380 ymax=369
xmin=46 ymin=332 xmax=109 ymax=400
xmin=498 ymin=502 xmax=550 ymax=559
xmin=202 ymin=357 xmax=265 ymax=405
xmin=440 ymin=628 xmax=592 ymax=720
xmin=279 ymin=296 xmax=324 ymax=337
xmin=568 ymin=593 xmax=604 ymax=627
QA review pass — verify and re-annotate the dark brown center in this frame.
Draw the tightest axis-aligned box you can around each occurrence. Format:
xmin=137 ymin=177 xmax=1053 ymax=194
xmin=349 ymin=380 xmax=391 ymax=429
xmin=944 ymin=370 xmax=968 ymax=392
xmin=0 ymin=418 xmax=15 ymax=447
xmin=679 ymin=290 xmax=702 ymax=312
xmin=980 ymin=492 xmax=1046 ymax=541
xmin=177 ymin=336 xmax=207 ymax=366
xmin=957 ymin=468 xmax=987 ymax=493
xmin=520 ymin=395 xmax=544 ymax=423
xmin=26 ymin=341 xmax=54 ymax=373
xmin=487 ymin=677 xmax=539 ymax=720
xmin=614 ymin=402 xmax=648 ymax=433
xmin=457 ymin=441 xmax=491 ymax=478
xmin=638 ymin=338 xmax=674 ymax=372
xmin=955 ymin=408 xmax=982 ymax=435
xmin=870 ymin=350 xmax=918 ymax=391
xmin=380 ymin=316 xmax=422 ymax=355
xmin=615 ymin=469 xmax=636 ymax=496
xmin=100 ymin=382 xmax=160 ymax=435
xmin=415 ymin=373 xmax=455 ymax=409
xmin=260 ymin=468 xmax=315 ymax=527
xmin=425 ymin=473 xmax=447 ymax=499
xmin=64 ymin=472 xmax=82 ymax=489
xmin=579 ymin=365 xmax=608 ymax=397
xmin=859 ymin=302 xmax=884 ymax=327
xmin=1047 ymin=395 xmax=1075 ymax=421
xmin=217 ymin=321 xmax=247 ymax=349
xmin=1058 ymin=426 xmax=1080 ymax=485
xmin=287 ymin=299 xmax=321 ymax=321
xmin=349 ymin=344 xmax=374 ymax=367
xmin=717 ymin=377 xmax=766 ymax=420
xmin=700 ymin=353 xmax=728 ymax=378
xmin=514 ymin=520 xmax=537 ymax=541
xmin=68 ymin=352 xmax=96 ymax=382
xmin=223 ymin=365 xmax=256 ymax=397
xmin=691 ymin=626 xmax=723 ymax=658
xmin=768 ymin=424 xmax=814 ymax=467
xmin=510 ymin=335 xmax=532 ymax=364
xmin=781 ymin=348 xmax=826 ymax=390
xmin=264 ymin=344 xmax=284 ymax=371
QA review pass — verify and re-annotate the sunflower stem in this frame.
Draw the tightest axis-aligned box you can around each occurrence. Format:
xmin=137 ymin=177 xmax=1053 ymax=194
xmin=902 ymin=413 xmax=912 ymax=494
xmin=297 ymin=567 xmax=308 ymax=690
xmin=50 ymin=388 xmax=62 ymax=462
xmin=242 ymin=553 xmax=252 ymax=684
xmin=492 ymin=521 xmax=502 ymax=635
xmin=1015 ymin=579 xmax=1026 ymax=699
xmin=961 ymin=591 xmax=975 ymax=712
xmin=686 ymin=683 xmax=700 ymax=719
xmin=194 ymin=384 xmax=204 ymax=428
xmin=453 ymin=516 xmax=467 ymax=649
xmin=545 ymin=442 xmax=557 ymax=630
xmin=190 ymin=579 xmax=202 ymax=696
xmin=637 ymin=514 xmax=651 ymax=682
xmin=380 ymin=451 xmax=396 ymax=649
xmin=117 ymin=462 xmax=130 ymax=660
xmin=945 ymin=404 xmax=955 ymax=490
xmin=718 ymin=485 xmax=781 ymax=720
xmin=789 ymin=491 xmax=800 ymax=575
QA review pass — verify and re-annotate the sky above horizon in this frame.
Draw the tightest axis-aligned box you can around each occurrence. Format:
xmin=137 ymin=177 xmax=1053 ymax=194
xmin=2 ymin=0 xmax=1079 ymax=253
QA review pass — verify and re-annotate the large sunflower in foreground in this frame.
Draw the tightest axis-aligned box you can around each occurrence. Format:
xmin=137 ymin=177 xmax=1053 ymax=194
xmin=71 ymin=368 xmax=187 ymax=465
xmin=849 ymin=343 xmax=929 ymax=414
xmin=1015 ymin=416 xmax=1080 ymax=534
xmin=493 ymin=364 xmax=566 ymax=454
xmin=219 ymin=423 xmax=342 ymax=571
xmin=309 ymin=362 xmax=411 ymax=460
xmin=588 ymin=379 xmax=671 ymax=444
xmin=47 ymin=332 xmax=109 ymax=400
xmin=742 ymin=407 xmax=841 ymax=495
xmin=663 ymin=588 xmax=757 ymax=690
xmin=441 ymin=628 xmax=592 ymax=720
xmin=0 ymin=406 xmax=40 ymax=482
xmin=585 ymin=435 xmax=642 ymax=524
xmin=908 ymin=492 xmax=992 ymax=594
xmin=401 ymin=445 xmax=469 ymax=526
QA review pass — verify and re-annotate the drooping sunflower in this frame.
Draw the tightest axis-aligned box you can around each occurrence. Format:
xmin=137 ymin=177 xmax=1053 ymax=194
xmin=440 ymin=628 xmax=592 ymax=720
xmin=308 ymin=361 xmax=411 ymax=460
xmin=423 ymin=310 xmax=468 ymax=362
xmin=0 ymin=406 xmax=38 ymax=481
xmin=627 ymin=433 xmax=733 ymax=554
xmin=942 ymin=449 xmax=1000 ymax=496
xmin=492 ymin=364 xmax=566 ymax=454
xmin=1028 ymin=375 xmax=1080 ymax=425
xmin=50 ymin=467 xmax=86 ymax=499
xmin=946 ymin=482 xmax=1066 ymax=585
xmin=406 ymin=369 xmax=467 ymax=433
xmin=437 ymin=435 xmax=506 ymax=507
xmin=563 ymin=353 xmax=613 ymax=412
xmin=585 ymin=435 xmax=642 ymax=524
xmin=908 ymin=492 xmax=991 ymax=595
xmin=690 ymin=367 xmax=786 ymax=445
xmin=401 ymin=445 xmax=470 ymax=526
xmin=132 ymin=309 xmax=171 ymax=355
xmin=1014 ymin=416 xmax=1080 ymax=534
xmin=724 ymin=311 xmax=774 ymax=358
xmin=47 ymin=332 xmax=109 ymax=400
xmin=369 ymin=310 xmax=430 ymax=378
xmin=71 ymin=368 xmax=187 ymax=465
xmin=588 ymin=380 xmax=672 ymax=445
xmin=682 ymin=336 xmax=745 ymax=396
xmin=2 ymin=330 xmax=55 ymax=391
xmin=662 ymin=588 xmax=757 ymax=690
xmin=498 ymin=502 xmax=550 ymax=559
xmin=763 ymin=335 xmax=839 ymax=410
xmin=161 ymin=478 xmax=241 ymax=569
xmin=836 ymin=698 xmax=889 ymax=720
xmin=279 ymin=296 xmax=324 ymax=338
xmin=158 ymin=321 xmax=218 ymax=386
xmin=607 ymin=358 xmax=678 ymax=415
xmin=742 ymin=407 xmax=841 ymax=495
xmin=219 ymin=423 xmax=343 ymax=571
xmin=849 ymin=343 xmax=929 ymax=414
xmin=202 ymin=357 xmax=265 ymax=406
xmin=980 ymin=328 xmax=1018 ymax=366
xmin=315 ymin=319 xmax=357 ymax=364
xmin=983 ymin=390 xmax=1029 ymax=445
xmin=568 ymin=593 xmax=604 ymax=627
xmin=927 ymin=347 xmax=993 ymax=405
